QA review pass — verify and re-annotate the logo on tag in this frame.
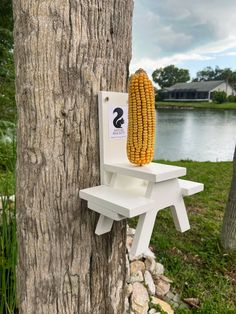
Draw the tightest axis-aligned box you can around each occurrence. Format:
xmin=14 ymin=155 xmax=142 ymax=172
xmin=113 ymin=107 xmax=124 ymax=128
xmin=109 ymin=105 xmax=128 ymax=139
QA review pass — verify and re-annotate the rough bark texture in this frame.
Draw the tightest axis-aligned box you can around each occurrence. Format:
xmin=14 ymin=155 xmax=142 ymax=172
xmin=13 ymin=1 xmax=133 ymax=313
xmin=221 ymin=146 xmax=236 ymax=252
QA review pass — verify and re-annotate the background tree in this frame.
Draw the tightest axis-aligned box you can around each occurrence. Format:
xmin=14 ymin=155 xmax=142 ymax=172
xmin=13 ymin=1 xmax=133 ymax=313
xmin=194 ymin=66 xmax=236 ymax=89
xmin=221 ymin=146 xmax=236 ymax=254
xmin=152 ymin=65 xmax=190 ymax=89
xmin=0 ymin=0 xmax=16 ymax=122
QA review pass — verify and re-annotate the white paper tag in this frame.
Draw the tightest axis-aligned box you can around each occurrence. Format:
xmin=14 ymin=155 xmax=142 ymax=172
xmin=109 ymin=105 xmax=128 ymax=139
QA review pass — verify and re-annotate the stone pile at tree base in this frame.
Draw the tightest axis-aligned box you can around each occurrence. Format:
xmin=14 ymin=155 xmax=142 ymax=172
xmin=125 ymin=226 xmax=189 ymax=314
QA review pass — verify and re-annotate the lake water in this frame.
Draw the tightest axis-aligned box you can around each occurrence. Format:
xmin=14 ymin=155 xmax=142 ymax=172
xmin=154 ymin=109 xmax=236 ymax=161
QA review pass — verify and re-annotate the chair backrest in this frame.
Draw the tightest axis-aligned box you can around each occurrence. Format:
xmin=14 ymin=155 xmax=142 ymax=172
xmin=98 ymin=91 xmax=148 ymax=195
xmin=98 ymin=91 xmax=129 ymax=184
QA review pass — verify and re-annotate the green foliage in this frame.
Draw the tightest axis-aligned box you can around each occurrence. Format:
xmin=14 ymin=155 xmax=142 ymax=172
xmin=155 ymin=89 xmax=165 ymax=101
xmin=130 ymin=160 xmax=236 ymax=313
xmin=0 ymin=0 xmax=16 ymax=123
xmin=0 ymin=120 xmax=16 ymax=173
xmin=149 ymin=300 xmax=168 ymax=313
xmin=193 ymin=66 xmax=236 ymax=90
xmin=212 ymin=91 xmax=227 ymax=104
xmin=227 ymin=95 xmax=236 ymax=102
xmin=0 ymin=197 xmax=17 ymax=313
xmin=152 ymin=65 xmax=190 ymax=89
xmin=0 ymin=118 xmax=17 ymax=312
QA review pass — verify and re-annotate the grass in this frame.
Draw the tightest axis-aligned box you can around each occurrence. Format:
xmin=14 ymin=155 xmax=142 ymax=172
xmin=0 ymin=175 xmax=17 ymax=314
xmin=0 ymin=130 xmax=17 ymax=313
xmin=156 ymin=101 xmax=236 ymax=110
xmin=1 ymin=150 xmax=236 ymax=313
xmin=130 ymin=160 xmax=236 ymax=314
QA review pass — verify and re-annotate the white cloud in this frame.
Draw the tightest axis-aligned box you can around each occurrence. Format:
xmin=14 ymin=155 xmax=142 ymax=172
xmin=226 ymin=52 xmax=236 ymax=56
xmin=132 ymin=0 xmax=236 ymax=76
xmin=130 ymin=53 xmax=213 ymax=77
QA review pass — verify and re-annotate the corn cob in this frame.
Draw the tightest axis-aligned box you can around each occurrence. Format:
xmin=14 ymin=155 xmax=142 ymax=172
xmin=127 ymin=69 xmax=156 ymax=166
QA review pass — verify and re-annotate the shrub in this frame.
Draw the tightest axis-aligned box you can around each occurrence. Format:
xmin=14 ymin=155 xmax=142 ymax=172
xmin=0 ymin=121 xmax=16 ymax=172
xmin=227 ymin=95 xmax=236 ymax=102
xmin=212 ymin=91 xmax=227 ymax=104
xmin=155 ymin=89 xmax=165 ymax=101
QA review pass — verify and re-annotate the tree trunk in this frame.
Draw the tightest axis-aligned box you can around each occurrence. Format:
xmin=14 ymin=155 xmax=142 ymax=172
xmin=13 ymin=1 xmax=133 ymax=313
xmin=221 ymin=146 xmax=236 ymax=253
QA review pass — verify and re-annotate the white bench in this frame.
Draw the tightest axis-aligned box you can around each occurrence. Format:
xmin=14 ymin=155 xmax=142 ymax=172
xmin=79 ymin=91 xmax=204 ymax=257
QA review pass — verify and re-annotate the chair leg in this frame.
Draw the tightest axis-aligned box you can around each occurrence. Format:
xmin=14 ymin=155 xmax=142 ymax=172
xmin=170 ymin=197 xmax=190 ymax=232
xmin=95 ymin=215 xmax=114 ymax=235
xmin=130 ymin=208 xmax=158 ymax=258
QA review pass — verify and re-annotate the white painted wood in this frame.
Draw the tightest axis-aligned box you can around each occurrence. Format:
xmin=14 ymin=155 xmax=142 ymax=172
xmin=178 ymin=179 xmax=204 ymax=196
xmin=79 ymin=185 xmax=156 ymax=218
xmin=170 ymin=197 xmax=190 ymax=232
xmin=95 ymin=172 xmax=117 ymax=235
xmin=79 ymin=91 xmax=204 ymax=256
xmin=95 ymin=215 xmax=115 ymax=236
xmin=98 ymin=91 xmax=129 ymax=185
xmin=129 ymin=178 xmax=191 ymax=257
xmin=129 ymin=208 xmax=159 ymax=257
xmin=130 ymin=182 xmax=157 ymax=257
xmin=88 ymin=201 xmax=125 ymax=221
xmin=104 ymin=162 xmax=186 ymax=183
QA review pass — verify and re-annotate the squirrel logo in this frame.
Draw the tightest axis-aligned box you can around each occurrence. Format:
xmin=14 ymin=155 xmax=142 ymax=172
xmin=113 ymin=107 xmax=124 ymax=128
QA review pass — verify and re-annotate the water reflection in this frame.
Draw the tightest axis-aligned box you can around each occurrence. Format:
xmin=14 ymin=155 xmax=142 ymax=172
xmin=155 ymin=109 xmax=236 ymax=161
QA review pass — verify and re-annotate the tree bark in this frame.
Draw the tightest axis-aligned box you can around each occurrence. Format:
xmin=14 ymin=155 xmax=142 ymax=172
xmin=13 ymin=1 xmax=133 ymax=313
xmin=221 ymin=145 xmax=236 ymax=253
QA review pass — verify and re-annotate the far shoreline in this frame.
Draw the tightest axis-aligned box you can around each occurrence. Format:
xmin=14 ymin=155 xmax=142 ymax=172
xmin=156 ymin=101 xmax=236 ymax=110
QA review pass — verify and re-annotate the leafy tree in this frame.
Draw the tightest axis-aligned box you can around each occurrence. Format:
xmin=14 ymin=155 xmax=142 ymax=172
xmin=194 ymin=66 xmax=236 ymax=90
xmin=0 ymin=0 xmax=16 ymax=122
xmin=152 ymin=65 xmax=190 ymax=89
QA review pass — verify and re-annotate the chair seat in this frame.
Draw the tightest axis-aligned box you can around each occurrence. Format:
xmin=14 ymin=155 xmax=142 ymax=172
xmin=79 ymin=185 xmax=156 ymax=218
xmin=178 ymin=179 xmax=204 ymax=196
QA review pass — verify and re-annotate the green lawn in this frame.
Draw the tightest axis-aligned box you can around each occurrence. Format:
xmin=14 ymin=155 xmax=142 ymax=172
xmin=130 ymin=160 xmax=236 ymax=314
xmin=156 ymin=101 xmax=236 ymax=110
xmin=1 ymin=161 xmax=236 ymax=313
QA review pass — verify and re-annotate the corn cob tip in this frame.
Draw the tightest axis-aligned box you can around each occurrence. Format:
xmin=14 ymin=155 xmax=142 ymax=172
xmin=135 ymin=68 xmax=147 ymax=75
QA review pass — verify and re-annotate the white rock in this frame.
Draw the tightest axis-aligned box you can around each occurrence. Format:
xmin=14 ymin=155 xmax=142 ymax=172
xmin=151 ymin=297 xmax=174 ymax=314
xmin=166 ymin=291 xmax=175 ymax=300
xmin=130 ymin=261 xmax=145 ymax=275
xmin=144 ymin=270 xmax=155 ymax=295
xmin=142 ymin=248 xmax=156 ymax=258
xmin=155 ymin=277 xmax=171 ymax=296
xmin=131 ymin=282 xmax=149 ymax=314
xmin=126 ymin=236 xmax=133 ymax=252
xmin=130 ymin=270 xmax=144 ymax=283
xmin=154 ymin=262 xmax=164 ymax=276
xmin=148 ymin=309 xmax=157 ymax=314
xmin=126 ymin=284 xmax=133 ymax=297
xmin=145 ymin=257 xmax=156 ymax=273
xmin=129 ymin=253 xmax=144 ymax=262
xmin=127 ymin=226 xmax=136 ymax=236
xmin=159 ymin=275 xmax=173 ymax=283
xmin=172 ymin=293 xmax=181 ymax=303
xmin=125 ymin=297 xmax=130 ymax=314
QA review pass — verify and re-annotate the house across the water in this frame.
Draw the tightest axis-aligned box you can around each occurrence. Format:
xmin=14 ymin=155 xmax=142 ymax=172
xmin=164 ymin=80 xmax=236 ymax=102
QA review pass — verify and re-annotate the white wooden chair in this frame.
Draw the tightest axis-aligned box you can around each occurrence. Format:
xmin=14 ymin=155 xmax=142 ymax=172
xmin=80 ymin=91 xmax=204 ymax=257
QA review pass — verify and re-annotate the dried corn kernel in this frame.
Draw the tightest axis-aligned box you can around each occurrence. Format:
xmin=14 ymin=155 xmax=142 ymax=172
xmin=126 ymin=69 xmax=156 ymax=166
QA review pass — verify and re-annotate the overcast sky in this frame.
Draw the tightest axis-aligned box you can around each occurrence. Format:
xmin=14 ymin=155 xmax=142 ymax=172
xmin=131 ymin=0 xmax=236 ymax=79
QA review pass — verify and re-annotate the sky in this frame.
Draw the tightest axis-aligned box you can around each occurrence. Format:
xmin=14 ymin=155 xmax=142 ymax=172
xmin=131 ymin=0 xmax=236 ymax=80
